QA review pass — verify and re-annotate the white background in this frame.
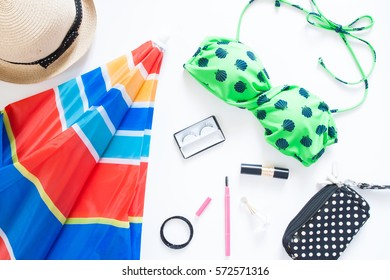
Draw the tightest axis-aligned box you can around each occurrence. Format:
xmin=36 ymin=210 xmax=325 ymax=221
xmin=1 ymin=0 xmax=390 ymax=262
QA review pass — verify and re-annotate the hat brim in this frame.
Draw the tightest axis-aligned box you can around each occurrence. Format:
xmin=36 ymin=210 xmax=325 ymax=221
xmin=0 ymin=0 xmax=97 ymax=84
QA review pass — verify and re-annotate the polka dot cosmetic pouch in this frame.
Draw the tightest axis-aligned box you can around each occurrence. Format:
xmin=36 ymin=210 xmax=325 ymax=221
xmin=282 ymin=184 xmax=370 ymax=260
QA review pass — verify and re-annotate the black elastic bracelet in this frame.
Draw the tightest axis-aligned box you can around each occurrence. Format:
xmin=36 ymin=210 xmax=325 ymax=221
xmin=160 ymin=216 xmax=194 ymax=249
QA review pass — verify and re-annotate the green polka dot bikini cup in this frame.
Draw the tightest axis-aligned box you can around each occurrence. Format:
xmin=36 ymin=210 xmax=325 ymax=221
xmin=183 ymin=0 xmax=376 ymax=166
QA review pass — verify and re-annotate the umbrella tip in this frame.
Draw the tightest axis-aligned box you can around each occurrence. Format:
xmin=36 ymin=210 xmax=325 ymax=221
xmin=153 ymin=33 xmax=170 ymax=50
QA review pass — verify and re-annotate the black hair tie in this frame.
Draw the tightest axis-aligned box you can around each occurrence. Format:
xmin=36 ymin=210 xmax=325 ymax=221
xmin=160 ymin=216 xmax=194 ymax=249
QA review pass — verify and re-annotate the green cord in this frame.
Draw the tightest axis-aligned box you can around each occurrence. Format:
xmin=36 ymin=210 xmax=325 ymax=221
xmin=236 ymin=0 xmax=376 ymax=113
xmin=235 ymin=0 xmax=252 ymax=41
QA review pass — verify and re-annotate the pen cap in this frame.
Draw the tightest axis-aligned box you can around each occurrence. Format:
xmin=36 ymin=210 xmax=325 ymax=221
xmin=195 ymin=197 xmax=212 ymax=217
xmin=240 ymin=163 xmax=289 ymax=179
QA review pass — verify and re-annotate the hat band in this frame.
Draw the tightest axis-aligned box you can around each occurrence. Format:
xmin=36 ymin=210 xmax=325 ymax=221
xmin=0 ymin=0 xmax=83 ymax=69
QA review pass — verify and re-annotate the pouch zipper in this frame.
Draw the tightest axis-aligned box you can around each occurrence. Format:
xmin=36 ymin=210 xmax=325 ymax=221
xmin=282 ymin=184 xmax=340 ymax=249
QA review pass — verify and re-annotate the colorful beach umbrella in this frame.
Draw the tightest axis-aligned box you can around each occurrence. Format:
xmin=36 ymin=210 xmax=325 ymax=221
xmin=0 ymin=40 xmax=164 ymax=259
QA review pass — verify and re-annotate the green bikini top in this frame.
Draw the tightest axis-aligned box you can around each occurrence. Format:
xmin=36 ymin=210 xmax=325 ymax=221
xmin=183 ymin=0 xmax=375 ymax=166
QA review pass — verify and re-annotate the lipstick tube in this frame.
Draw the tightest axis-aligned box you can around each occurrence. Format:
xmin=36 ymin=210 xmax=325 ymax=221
xmin=240 ymin=163 xmax=289 ymax=179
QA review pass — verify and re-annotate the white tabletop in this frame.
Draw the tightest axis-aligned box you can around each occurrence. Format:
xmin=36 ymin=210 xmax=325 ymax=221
xmin=1 ymin=0 xmax=389 ymax=261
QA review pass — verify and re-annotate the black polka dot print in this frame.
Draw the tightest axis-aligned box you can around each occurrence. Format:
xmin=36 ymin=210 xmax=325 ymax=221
xmin=283 ymin=184 xmax=370 ymax=260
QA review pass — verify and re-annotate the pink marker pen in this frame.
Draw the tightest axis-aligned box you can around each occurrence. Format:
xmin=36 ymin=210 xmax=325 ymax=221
xmin=225 ymin=176 xmax=230 ymax=257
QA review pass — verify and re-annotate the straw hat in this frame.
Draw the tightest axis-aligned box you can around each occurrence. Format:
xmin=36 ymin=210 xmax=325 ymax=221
xmin=0 ymin=0 xmax=97 ymax=84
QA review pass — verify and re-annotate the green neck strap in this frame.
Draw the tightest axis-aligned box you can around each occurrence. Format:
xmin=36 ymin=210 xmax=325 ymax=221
xmin=236 ymin=0 xmax=376 ymax=113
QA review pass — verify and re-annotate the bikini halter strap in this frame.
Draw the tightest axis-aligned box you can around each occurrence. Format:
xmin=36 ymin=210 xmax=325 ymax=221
xmin=236 ymin=0 xmax=376 ymax=114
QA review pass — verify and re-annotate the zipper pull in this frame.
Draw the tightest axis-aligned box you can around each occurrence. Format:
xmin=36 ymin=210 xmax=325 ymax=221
xmin=317 ymin=174 xmax=343 ymax=188
xmin=317 ymin=162 xmax=344 ymax=188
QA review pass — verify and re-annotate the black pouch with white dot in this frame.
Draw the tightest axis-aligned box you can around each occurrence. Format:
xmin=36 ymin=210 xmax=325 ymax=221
xmin=282 ymin=184 xmax=370 ymax=260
